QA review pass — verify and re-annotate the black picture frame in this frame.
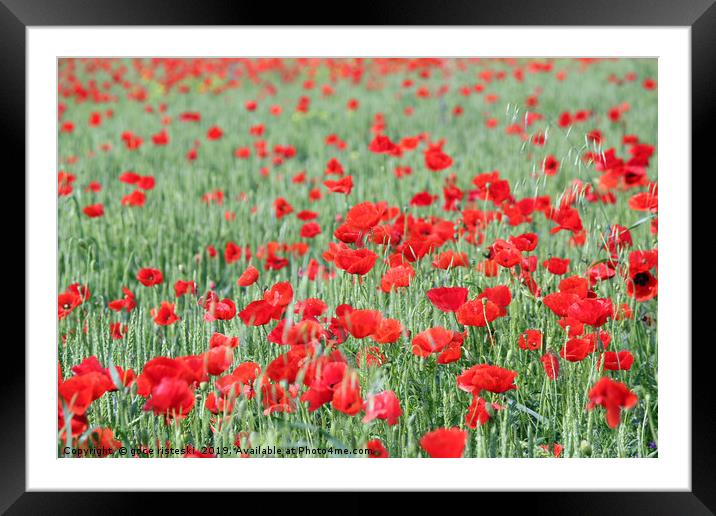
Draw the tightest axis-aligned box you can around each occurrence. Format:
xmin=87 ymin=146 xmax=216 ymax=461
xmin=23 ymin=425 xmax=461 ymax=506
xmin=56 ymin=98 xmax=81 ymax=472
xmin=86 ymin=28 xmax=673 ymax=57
xmin=6 ymin=1 xmax=709 ymax=513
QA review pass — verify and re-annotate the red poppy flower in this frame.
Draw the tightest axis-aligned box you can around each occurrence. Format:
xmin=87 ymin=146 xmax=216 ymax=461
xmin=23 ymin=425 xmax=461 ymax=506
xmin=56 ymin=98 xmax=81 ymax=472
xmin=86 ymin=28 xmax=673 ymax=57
xmin=286 ymin=319 xmax=325 ymax=346
xmin=542 ymin=155 xmax=560 ymax=176
xmin=176 ymin=355 xmax=211 ymax=385
xmin=151 ymin=302 xmax=180 ymax=326
xmin=420 ymin=428 xmax=467 ymax=458
xmin=437 ymin=331 xmax=466 ymax=364
xmin=584 ymin=330 xmax=612 ymax=352
xmin=334 ymin=247 xmax=378 ymax=276
xmin=606 ymin=225 xmax=633 ymax=253
xmin=410 ymin=191 xmax=438 ymax=207
xmin=273 ymin=197 xmax=294 ymax=218
xmin=539 ymin=443 xmax=564 ymax=458
xmin=598 ymin=350 xmax=634 ymax=371
xmin=119 ymin=171 xmax=140 ymax=184
xmin=179 ymin=111 xmax=201 ymax=122
xmin=518 ymin=329 xmax=543 ymax=351
xmin=225 ymin=242 xmax=243 ymax=264
xmin=300 ymin=222 xmax=322 ymax=238
xmin=588 ymin=262 xmax=617 ymax=286
xmin=209 ymin=333 xmax=240 ymax=349
xmin=201 ymin=294 xmax=236 ymax=322
xmin=301 ymin=360 xmax=348 ymax=410
xmin=228 ymin=362 xmax=261 ymax=396
xmin=324 ymin=176 xmax=354 ymax=195
xmin=264 ymin=281 xmax=293 ymax=307
xmin=88 ymin=112 xmax=102 ymax=127
xmin=368 ymin=134 xmax=398 ymax=154
xmin=543 ymin=257 xmax=570 ymax=275
xmin=476 ymin=285 xmax=512 ymax=316
xmin=238 ymin=281 xmax=293 ymax=326
xmin=58 ymin=171 xmax=76 ymax=196
xmin=263 ymin=347 xmax=307 ymax=386
xmin=473 ymin=172 xmax=512 ymax=204
xmin=567 ymin=298 xmax=613 ymax=327
xmin=69 ymin=356 xmax=134 ymax=392
xmin=340 ymin=309 xmax=382 ymax=339
xmin=143 ymin=377 xmax=195 ymax=420
xmin=205 ymin=345 xmax=234 ymax=376
xmin=58 ymin=290 xmax=83 ymax=320
xmin=627 ymin=270 xmax=658 ymax=302
xmin=412 ymin=327 xmax=458 ymax=357
xmin=108 ymin=287 xmax=137 ymax=312
xmin=332 ymin=371 xmax=363 ymax=415
xmin=334 ymin=223 xmax=365 ymax=244
xmin=362 ymin=390 xmax=402 ymax=425
xmin=121 ymin=190 xmax=146 ymax=207
xmin=541 ymin=352 xmax=560 ymax=380
xmin=560 ymin=337 xmax=592 ymax=362
xmin=237 ymin=265 xmax=259 ymax=287
xmin=489 ymin=240 xmax=522 ymax=268
xmin=380 ymin=265 xmax=414 ymax=293
xmin=82 ymin=203 xmax=104 ymax=218
xmin=424 ymin=142 xmax=453 ymax=172
xmin=457 ymin=364 xmax=518 ymax=396
xmin=85 ymin=181 xmax=101 ymax=193
xmin=79 ymin=428 xmax=122 ymax=457
xmin=297 ymin=210 xmax=318 ymax=221
xmin=293 ymin=298 xmax=328 ymax=320
xmin=66 ymin=283 xmax=90 ymax=303
xmin=136 ymin=175 xmax=155 ymax=190
xmin=137 ymin=267 xmax=163 ymax=287
xmin=366 ymin=439 xmax=389 ymax=458
xmin=629 ymin=249 xmax=658 ymax=273
xmin=206 ymin=125 xmax=223 ymax=140
xmin=59 ymin=371 xmax=112 ymax=416
xmin=628 ymin=191 xmax=658 ymax=212
xmin=456 ymin=298 xmax=500 ymax=327
xmin=426 ymin=287 xmax=468 ymax=312
xmin=558 ymin=276 xmax=589 ymax=298
xmin=261 ymin=381 xmax=293 ymax=415
xmin=556 ymin=316 xmax=584 ymax=337
xmin=346 ymin=202 xmax=383 ymax=231
xmin=321 ymin=158 xmax=345 ymax=177
xmin=174 ymin=280 xmax=197 ymax=297
xmin=543 ymin=292 xmax=581 ymax=317
xmin=110 ymin=322 xmax=127 ymax=340
xmin=120 ymin=131 xmax=143 ymax=150
xmin=509 ymin=232 xmax=539 ymax=252
xmin=134 ymin=357 xmax=192 ymax=397
xmin=587 ymin=377 xmax=638 ymax=428
xmin=432 ymin=250 xmax=469 ymax=269
xmin=371 ymin=318 xmax=403 ymax=344
xmin=548 ymin=205 xmax=583 ymax=234
xmin=476 ymin=258 xmax=499 ymax=277
xmin=465 ymin=396 xmax=502 ymax=428
xmin=238 ymin=300 xmax=277 ymax=326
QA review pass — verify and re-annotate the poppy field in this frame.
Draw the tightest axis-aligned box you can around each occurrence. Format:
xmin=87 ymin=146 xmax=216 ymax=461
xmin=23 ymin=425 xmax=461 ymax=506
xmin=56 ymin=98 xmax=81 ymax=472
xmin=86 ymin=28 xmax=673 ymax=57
xmin=58 ymin=58 xmax=658 ymax=459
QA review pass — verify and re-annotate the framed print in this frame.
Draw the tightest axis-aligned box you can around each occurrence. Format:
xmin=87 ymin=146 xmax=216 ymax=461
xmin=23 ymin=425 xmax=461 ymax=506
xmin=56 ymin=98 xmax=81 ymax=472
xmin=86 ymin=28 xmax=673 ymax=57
xmin=8 ymin=0 xmax=712 ymax=513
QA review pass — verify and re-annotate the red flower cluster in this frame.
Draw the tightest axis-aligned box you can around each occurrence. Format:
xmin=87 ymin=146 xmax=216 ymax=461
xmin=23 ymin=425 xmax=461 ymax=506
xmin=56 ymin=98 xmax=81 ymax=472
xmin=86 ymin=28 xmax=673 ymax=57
xmin=57 ymin=58 xmax=656 ymax=457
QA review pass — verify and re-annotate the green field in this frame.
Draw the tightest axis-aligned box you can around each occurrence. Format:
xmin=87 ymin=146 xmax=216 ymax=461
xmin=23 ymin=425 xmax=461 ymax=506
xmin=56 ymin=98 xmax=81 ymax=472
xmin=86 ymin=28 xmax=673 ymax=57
xmin=57 ymin=58 xmax=658 ymax=458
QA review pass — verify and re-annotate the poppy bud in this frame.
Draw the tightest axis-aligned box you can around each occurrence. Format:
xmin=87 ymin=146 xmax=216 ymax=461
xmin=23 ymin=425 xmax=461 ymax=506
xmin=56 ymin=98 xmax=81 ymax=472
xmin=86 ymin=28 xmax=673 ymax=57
xmin=580 ymin=440 xmax=592 ymax=456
